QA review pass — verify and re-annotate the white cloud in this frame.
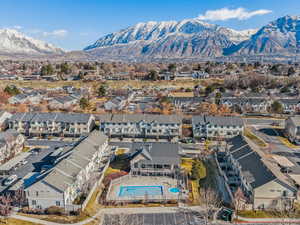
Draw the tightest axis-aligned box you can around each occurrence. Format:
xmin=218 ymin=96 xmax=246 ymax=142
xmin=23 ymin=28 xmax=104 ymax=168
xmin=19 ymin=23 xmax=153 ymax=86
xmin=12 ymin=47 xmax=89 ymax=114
xmin=12 ymin=25 xmax=22 ymax=30
xmin=42 ymin=29 xmax=68 ymax=38
xmin=198 ymin=7 xmax=272 ymax=21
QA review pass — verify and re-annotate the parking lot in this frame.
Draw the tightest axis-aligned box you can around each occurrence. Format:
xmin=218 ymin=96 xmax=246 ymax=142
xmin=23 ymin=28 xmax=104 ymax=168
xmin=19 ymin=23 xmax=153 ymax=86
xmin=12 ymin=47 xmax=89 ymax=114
xmin=102 ymin=212 xmax=203 ymax=225
xmin=249 ymin=124 xmax=300 ymax=174
xmin=0 ymin=139 xmax=76 ymax=193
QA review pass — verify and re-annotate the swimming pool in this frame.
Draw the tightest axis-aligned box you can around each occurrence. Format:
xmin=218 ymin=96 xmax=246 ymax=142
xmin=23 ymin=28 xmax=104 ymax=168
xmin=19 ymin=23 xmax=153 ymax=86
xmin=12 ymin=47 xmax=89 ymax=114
xmin=118 ymin=185 xmax=163 ymax=197
xmin=169 ymin=187 xmax=180 ymax=193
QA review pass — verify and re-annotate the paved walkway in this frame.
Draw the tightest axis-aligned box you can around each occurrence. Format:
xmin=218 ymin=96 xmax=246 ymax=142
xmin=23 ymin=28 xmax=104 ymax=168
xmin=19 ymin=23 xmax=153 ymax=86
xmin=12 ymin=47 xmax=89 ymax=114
xmin=237 ymin=215 xmax=300 ymax=223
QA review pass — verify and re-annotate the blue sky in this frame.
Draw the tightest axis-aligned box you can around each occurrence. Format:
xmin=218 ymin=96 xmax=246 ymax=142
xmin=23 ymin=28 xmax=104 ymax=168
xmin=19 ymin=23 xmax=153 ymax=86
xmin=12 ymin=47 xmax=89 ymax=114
xmin=1 ymin=0 xmax=299 ymax=50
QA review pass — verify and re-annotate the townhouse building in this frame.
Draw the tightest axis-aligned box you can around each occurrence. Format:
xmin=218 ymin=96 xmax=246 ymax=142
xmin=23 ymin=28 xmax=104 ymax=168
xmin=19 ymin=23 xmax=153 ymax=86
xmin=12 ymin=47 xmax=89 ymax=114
xmin=220 ymin=97 xmax=271 ymax=113
xmin=217 ymin=136 xmax=298 ymax=210
xmin=100 ymin=114 xmax=182 ymax=139
xmin=278 ymin=99 xmax=300 ymax=114
xmin=0 ymin=129 xmax=25 ymax=164
xmin=25 ymin=131 xmax=111 ymax=210
xmin=8 ymin=112 xmax=95 ymax=137
xmin=170 ymin=97 xmax=205 ymax=112
xmin=192 ymin=115 xmax=244 ymax=139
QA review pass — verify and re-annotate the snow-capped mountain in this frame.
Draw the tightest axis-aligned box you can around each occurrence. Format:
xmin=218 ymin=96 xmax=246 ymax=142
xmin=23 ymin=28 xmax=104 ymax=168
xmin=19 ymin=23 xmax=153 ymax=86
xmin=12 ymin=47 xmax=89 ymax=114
xmin=0 ymin=29 xmax=64 ymax=55
xmin=217 ymin=28 xmax=257 ymax=43
xmin=84 ymin=18 xmax=255 ymax=58
xmin=226 ymin=15 xmax=300 ymax=55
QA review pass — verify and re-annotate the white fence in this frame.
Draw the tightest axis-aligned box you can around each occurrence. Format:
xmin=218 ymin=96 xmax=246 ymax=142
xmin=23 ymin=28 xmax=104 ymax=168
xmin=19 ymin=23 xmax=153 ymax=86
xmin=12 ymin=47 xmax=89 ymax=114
xmin=81 ymin=160 xmax=110 ymax=210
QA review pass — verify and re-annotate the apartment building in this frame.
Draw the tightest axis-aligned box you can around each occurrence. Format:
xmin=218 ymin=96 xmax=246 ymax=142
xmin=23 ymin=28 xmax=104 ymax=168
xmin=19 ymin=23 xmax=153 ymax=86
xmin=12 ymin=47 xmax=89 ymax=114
xmin=192 ymin=115 xmax=244 ymax=139
xmin=130 ymin=142 xmax=180 ymax=177
xmin=0 ymin=111 xmax=12 ymax=130
xmin=25 ymin=131 xmax=110 ymax=210
xmin=8 ymin=112 xmax=95 ymax=137
xmin=217 ymin=136 xmax=297 ymax=210
xmin=285 ymin=116 xmax=300 ymax=144
xmin=0 ymin=129 xmax=25 ymax=164
xmin=100 ymin=114 xmax=182 ymax=139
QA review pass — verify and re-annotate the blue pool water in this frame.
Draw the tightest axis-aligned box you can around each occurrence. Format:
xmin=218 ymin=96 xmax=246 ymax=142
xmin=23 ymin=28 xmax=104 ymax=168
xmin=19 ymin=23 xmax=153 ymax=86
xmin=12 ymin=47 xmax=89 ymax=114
xmin=118 ymin=185 xmax=163 ymax=197
xmin=169 ymin=187 xmax=180 ymax=193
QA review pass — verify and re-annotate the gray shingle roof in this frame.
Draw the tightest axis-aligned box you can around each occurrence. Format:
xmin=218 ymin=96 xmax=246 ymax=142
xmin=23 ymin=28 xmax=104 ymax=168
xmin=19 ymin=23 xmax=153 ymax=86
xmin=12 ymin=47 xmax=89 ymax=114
xmin=102 ymin=114 xmax=182 ymax=124
xmin=131 ymin=142 xmax=180 ymax=165
xmin=193 ymin=115 xmax=244 ymax=126
xmin=9 ymin=112 xmax=92 ymax=124
xmin=227 ymin=136 xmax=277 ymax=189
xmin=27 ymin=131 xmax=108 ymax=192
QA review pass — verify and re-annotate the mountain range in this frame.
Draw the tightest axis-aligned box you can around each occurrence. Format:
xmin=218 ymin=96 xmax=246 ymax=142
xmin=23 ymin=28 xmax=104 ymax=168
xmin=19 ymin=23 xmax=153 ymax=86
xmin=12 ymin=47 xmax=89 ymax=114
xmin=0 ymin=15 xmax=299 ymax=60
xmin=84 ymin=15 xmax=300 ymax=59
xmin=0 ymin=29 xmax=64 ymax=55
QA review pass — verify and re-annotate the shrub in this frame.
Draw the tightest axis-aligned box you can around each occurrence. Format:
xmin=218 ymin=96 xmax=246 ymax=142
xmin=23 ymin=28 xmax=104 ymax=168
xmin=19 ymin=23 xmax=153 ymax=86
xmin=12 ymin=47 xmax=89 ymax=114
xmin=45 ymin=206 xmax=65 ymax=216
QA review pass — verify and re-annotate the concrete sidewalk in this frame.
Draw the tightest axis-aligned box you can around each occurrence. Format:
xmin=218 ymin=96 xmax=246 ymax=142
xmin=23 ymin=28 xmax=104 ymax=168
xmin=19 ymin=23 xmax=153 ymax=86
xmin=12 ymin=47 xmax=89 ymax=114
xmin=237 ymin=215 xmax=300 ymax=224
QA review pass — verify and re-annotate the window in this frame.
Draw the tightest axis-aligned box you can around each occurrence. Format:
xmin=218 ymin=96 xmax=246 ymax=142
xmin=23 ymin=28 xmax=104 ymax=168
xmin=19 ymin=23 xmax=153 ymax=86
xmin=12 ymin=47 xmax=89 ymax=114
xmin=36 ymin=191 xmax=39 ymax=197
xmin=56 ymin=201 xmax=60 ymax=206
xmin=32 ymin=200 xmax=36 ymax=205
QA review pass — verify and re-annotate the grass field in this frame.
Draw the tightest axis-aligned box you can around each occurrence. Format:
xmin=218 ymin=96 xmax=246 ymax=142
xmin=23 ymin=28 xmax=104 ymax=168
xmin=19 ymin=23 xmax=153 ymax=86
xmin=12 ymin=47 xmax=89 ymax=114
xmin=244 ymin=128 xmax=268 ymax=148
xmin=0 ymin=218 xmax=41 ymax=225
xmin=0 ymin=78 xmax=223 ymax=90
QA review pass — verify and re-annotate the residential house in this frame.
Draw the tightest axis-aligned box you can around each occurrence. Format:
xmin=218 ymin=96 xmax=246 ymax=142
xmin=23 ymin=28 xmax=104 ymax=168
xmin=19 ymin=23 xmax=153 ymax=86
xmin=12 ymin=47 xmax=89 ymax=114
xmin=8 ymin=112 xmax=95 ymax=137
xmin=25 ymin=131 xmax=111 ymax=210
xmin=285 ymin=116 xmax=300 ymax=144
xmin=104 ymin=92 xmax=135 ymax=111
xmin=217 ymin=136 xmax=297 ymax=210
xmin=192 ymin=115 xmax=244 ymax=139
xmin=100 ymin=114 xmax=182 ymax=139
xmin=49 ymin=96 xmax=78 ymax=109
xmin=130 ymin=142 xmax=180 ymax=177
xmin=8 ymin=92 xmax=43 ymax=105
xmin=192 ymin=71 xmax=210 ymax=79
xmin=0 ymin=129 xmax=25 ymax=164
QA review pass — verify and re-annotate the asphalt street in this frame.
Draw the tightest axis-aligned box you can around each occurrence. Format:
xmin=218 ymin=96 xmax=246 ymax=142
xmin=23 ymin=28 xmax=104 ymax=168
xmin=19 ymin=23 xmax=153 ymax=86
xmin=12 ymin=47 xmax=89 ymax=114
xmin=249 ymin=125 xmax=300 ymax=174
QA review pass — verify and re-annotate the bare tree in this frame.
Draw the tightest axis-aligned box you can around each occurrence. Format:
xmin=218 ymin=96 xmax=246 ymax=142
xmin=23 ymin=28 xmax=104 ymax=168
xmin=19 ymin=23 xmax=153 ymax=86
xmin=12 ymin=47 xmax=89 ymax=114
xmin=0 ymin=194 xmax=13 ymax=219
xmin=200 ymin=187 xmax=221 ymax=225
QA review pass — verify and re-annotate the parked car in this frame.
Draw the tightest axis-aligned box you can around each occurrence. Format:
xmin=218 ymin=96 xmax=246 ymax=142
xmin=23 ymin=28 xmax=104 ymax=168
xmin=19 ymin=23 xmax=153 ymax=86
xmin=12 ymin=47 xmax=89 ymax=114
xmin=21 ymin=160 xmax=28 ymax=165
xmin=41 ymin=164 xmax=53 ymax=171
xmin=3 ymin=175 xmax=18 ymax=186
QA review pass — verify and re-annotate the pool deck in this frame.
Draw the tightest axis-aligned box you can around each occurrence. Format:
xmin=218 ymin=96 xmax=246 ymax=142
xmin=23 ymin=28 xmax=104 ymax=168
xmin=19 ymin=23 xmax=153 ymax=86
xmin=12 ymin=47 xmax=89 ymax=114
xmin=106 ymin=175 xmax=185 ymax=202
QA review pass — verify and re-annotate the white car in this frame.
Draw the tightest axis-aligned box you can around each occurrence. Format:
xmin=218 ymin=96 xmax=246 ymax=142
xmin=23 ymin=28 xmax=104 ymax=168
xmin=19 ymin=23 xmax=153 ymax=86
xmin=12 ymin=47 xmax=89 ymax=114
xmin=3 ymin=175 xmax=18 ymax=186
xmin=21 ymin=160 xmax=28 ymax=165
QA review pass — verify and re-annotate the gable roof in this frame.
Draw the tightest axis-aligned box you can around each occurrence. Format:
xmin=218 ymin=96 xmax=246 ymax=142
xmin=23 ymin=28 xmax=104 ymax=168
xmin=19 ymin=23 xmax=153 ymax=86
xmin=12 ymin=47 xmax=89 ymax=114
xmin=193 ymin=115 xmax=244 ymax=127
xmin=131 ymin=142 xmax=180 ymax=165
xmin=103 ymin=114 xmax=182 ymax=124
xmin=26 ymin=131 xmax=108 ymax=192
xmin=9 ymin=112 xmax=92 ymax=124
xmin=227 ymin=135 xmax=277 ymax=189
